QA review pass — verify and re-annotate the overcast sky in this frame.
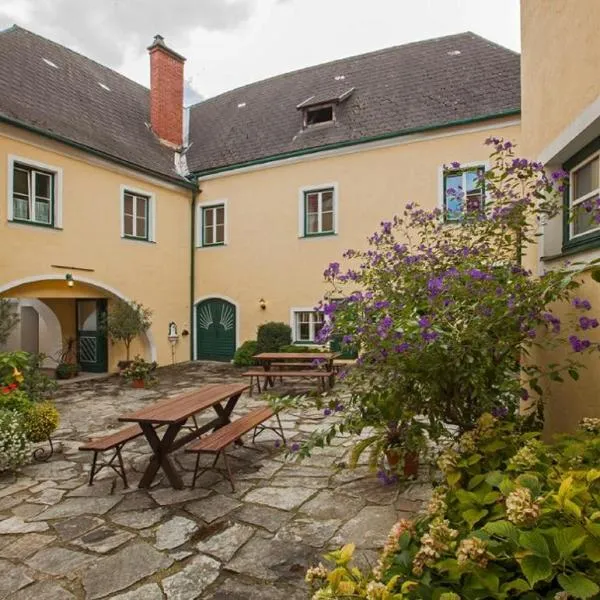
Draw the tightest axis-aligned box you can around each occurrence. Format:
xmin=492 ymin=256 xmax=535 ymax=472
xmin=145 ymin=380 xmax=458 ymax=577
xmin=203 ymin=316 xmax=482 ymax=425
xmin=0 ymin=0 xmax=520 ymax=104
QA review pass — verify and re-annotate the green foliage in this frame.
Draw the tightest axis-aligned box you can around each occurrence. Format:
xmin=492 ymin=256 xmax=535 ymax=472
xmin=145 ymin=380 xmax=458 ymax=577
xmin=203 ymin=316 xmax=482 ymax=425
xmin=122 ymin=355 xmax=157 ymax=384
xmin=256 ymin=321 xmax=292 ymax=353
xmin=0 ymin=389 xmax=33 ymax=413
xmin=309 ymin=415 xmax=600 ymax=599
xmin=233 ymin=340 xmax=258 ymax=367
xmin=0 ymin=299 xmax=19 ymax=346
xmin=0 ymin=351 xmax=29 ymax=385
xmin=102 ymin=299 xmax=152 ymax=361
xmin=19 ymin=353 xmax=57 ymax=401
xmin=279 ymin=344 xmax=313 ymax=353
xmin=24 ymin=402 xmax=60 ymax=442
xmin=55 ymin=362 xmax=79 ymax=380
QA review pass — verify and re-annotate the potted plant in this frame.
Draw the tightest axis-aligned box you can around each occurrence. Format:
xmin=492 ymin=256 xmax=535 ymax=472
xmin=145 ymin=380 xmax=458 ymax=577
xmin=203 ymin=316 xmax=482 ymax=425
xmin=122 ymin=355 xmax=157 ymax=388
xmin=55 ymin=362 xmax=79 ymax=380
xmin=54 ymin=337 xmax=79 ymax=379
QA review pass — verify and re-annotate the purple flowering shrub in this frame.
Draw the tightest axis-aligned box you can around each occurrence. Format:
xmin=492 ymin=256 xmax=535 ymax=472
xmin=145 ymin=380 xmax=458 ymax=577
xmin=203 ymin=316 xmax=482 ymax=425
xmin=287 ymin=140 xmax=600 ymax=465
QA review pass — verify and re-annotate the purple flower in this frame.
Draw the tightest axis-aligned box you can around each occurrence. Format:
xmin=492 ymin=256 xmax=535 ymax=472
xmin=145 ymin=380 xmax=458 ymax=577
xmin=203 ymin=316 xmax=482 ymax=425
xmin=274 ymin=440 xmax=281 ymax=448
xmin=569 ymin=335 xmax=591 ymax=352
xmin=579 ymin=316 xmax=598 ymax=330
xmin=323 ymin=408 xmax=332 ymax=416
xmin=418 ymin=315 xmax=431 ymax=328
xmin=377 ymin=315 xmax=393 ymax=337
xmin=526 ymin=329 xmax=536 ymax=339
xmin=492 ymin=406 xmax=510 ymax=418
xmin=573 ymin=297 xmax=592 ymax=311
xmin=519 ymin=388 xmax=529 ymax=401
xmin=450 ymin=161 xmax=461 ymax=169
xmin=542 ymin=312 xmax=561 ymax=334
xmin=373 ymin=300 xmax=390 ymax=310
xmin=323 ymin=302 xmax=337 ymax=317
xmin=335 ymin=403 xmax=344 ymax=412
xmin=342 ymin=334 xmax=353 ymax=344
xmin=394 ymin=342 xmax=410 ymax=353
xmin=291 ymin=443 xmax=300 ymax=452
xmin=467 ymin=268 xmax=492 ymax=281
xmin=422 ymin=330 xmax=439 ymax=343
xmin=381 ymin=221 xmax=392 ymax=234
xmin=427 ymin=276 xmax=444 ymax=298
xmin=323 ymin=262 xmax=340 ymax=278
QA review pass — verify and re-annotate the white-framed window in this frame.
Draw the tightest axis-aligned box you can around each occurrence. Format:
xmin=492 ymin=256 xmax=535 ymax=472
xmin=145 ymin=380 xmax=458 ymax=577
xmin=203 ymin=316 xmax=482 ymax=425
xmin=7 ymin=156 xmax=62 ymax=227
xmin=291 ymin=309 xmax=325 ymax=343
xmin=197 ymin=200 xmax=228 ymax=247
xmin=298 ymin=184 xmax=338 ymax=237
xmin=442 ymin=165 xmax=486 ymax=222
xmin=120 ymin=186 xmax=155 ymax=242
xmin=569 ymin=151 xmax=600 ymax=239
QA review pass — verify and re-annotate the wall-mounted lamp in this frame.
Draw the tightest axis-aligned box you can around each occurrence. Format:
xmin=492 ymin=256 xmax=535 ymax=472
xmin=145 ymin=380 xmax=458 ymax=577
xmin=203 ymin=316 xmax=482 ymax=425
xmin=65 ymin=273 xmax=74 ymax=288
xmin=259 ymin=298 xmax=267 ymax=310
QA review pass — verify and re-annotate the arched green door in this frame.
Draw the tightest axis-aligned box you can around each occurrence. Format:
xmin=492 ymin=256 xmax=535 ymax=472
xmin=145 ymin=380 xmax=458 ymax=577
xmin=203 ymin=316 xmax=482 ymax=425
xmin=196 ymin=298 xmax=236 ymax=361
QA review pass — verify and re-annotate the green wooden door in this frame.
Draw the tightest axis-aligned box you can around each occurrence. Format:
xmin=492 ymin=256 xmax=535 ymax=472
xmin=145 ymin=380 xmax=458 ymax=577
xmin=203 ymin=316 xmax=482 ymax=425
xmin=196 ymin=299 xmax=236 ymax=361
xmin=76 ymin=299 xmax=108 ymax=372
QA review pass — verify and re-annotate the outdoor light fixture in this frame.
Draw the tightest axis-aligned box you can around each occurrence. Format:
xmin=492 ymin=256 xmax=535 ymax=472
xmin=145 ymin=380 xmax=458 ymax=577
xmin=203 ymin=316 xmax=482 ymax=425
xmin=65 ymin=273 xmax=74 ymax=287
xmin=259 ymin=298 xmax=266 ymax=310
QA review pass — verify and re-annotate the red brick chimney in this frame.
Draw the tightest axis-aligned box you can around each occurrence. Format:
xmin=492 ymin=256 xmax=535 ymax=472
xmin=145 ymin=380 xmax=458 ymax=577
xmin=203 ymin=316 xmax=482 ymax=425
xmin=148 ymin=34 xmax=185 ymax=148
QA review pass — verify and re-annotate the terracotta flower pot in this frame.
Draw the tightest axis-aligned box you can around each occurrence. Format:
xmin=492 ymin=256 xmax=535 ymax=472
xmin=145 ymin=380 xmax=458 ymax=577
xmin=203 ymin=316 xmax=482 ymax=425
xmin=132 ymin=379 xmax=145 ymax=389
xmin=403 ymin=451 xmax=420 ymax=477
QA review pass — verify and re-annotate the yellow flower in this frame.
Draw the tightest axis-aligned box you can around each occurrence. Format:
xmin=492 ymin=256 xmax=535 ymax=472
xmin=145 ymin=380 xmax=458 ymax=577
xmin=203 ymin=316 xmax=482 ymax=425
xmin=12 ymin=368 xmax=24 ymax=384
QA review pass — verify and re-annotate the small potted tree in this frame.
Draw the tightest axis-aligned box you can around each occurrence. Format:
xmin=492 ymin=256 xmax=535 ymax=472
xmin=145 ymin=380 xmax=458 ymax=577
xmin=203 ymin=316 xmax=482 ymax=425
xmin=55 ymin=337 xmax=80 ymax=379
xmin=102 ymin=300 xmax=152 ymax=370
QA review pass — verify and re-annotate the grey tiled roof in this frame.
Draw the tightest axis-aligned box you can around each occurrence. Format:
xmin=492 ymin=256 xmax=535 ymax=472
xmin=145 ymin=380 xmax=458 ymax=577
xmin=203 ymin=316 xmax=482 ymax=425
xmin=0 ymin=26 xmax=187 ymax=184
xmin=186 ymin=32 xmax=520 ymax=174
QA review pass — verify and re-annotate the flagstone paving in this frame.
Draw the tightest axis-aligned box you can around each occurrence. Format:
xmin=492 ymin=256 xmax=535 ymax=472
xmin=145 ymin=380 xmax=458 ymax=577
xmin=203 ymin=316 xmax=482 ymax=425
xmin=0 ymin=362 xmax=429 ymax=599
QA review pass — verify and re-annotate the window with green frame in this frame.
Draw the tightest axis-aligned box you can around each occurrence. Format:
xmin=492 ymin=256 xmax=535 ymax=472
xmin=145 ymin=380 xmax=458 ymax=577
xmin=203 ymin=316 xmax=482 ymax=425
xmin=12 ymin=163 xmax=55 ymax=226
xmin=304 ymin=188 xmax=335 ymax=236
xmin=202 ymin=204 xmax=225 ymax=246
xmin=562 ymin=136 xmax=600 ymax=253
xmin=443 ymin=166 xmax=485 ymax=222
xmin=123 ymin=191 xmax=149 ymax=240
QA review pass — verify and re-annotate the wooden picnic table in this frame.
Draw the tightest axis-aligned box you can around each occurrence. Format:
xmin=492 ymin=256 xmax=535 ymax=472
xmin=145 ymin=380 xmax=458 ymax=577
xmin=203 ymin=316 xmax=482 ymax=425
xmin=253 ymin=352 xmax=338 ymax=389
xmin=119 ymin=382 xmax=248 ymax=490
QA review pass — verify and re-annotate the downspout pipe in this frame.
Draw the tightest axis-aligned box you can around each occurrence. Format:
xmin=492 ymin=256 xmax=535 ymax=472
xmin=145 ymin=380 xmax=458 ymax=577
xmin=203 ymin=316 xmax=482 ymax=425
xmin=190 ymin=179 xmax=200 ymax=361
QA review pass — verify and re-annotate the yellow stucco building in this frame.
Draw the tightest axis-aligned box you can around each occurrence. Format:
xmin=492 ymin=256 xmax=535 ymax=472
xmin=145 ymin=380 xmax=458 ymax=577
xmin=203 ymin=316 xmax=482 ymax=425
xmin=0 ymin=26 xmax=521 ymax=373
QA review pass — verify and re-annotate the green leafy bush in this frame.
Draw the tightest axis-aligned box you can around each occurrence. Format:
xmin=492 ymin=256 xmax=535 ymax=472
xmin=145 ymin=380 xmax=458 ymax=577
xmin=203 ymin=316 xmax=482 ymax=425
xmin=256 ymin=322 xmax=292 ymax=353
xmin=279 ymin=344 xmax=312 ymax=353
xmin=122 ymin=355 xmax=157 ymax=384
xmin=0 ymin=389 xmax=33 ymax=413
xmin=308 ymin=415 xmax=600 ymax=599
xmin=24 ymin=402 xmax=60 ymax=443
xmin=233 ymin=340 xmax=258 ymax=366
xmin=0 ymin=410 xmax=31 ymax=472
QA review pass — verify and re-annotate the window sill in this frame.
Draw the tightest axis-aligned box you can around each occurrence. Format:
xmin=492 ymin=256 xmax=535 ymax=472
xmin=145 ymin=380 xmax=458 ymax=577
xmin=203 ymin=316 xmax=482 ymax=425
xmin=300 ymin=232 xmax=337 ymax=239
xmin=8 ymin=219 xmax=61 ymax=231
xmin=121 ymin=236 xmax=156 ymax=244
xmin=197 ymin=243 xmax=227 ymax=249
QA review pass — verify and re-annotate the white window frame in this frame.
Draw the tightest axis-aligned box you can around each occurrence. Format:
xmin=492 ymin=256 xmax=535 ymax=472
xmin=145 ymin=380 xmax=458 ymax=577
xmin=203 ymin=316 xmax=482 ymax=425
xmin=438 ymin=161 xmax=489 ymax=223
xmin=120 ymin=185 xmax=156 ymax=242
xmin=290 ymin=307 xmax=325 ymax=344
xmin=7 ymin=155 xmax=63 ymax=228
xmin=298 ymin=183 xmax=339 ymax=237
xmin=196 ymin=199 xmax=228 ymax=248
xmin=569 ymin=150 xmax=600 ymax=240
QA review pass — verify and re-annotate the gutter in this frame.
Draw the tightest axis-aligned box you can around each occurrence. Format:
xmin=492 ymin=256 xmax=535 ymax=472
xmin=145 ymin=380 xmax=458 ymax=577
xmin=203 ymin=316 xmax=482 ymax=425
xmin=190 ymin=181 xmax=199 ymax=361
xmin=0 ymin=113 xmax=196 ymax=190
xmin=192 ymin=109 xmax=521 ymax=178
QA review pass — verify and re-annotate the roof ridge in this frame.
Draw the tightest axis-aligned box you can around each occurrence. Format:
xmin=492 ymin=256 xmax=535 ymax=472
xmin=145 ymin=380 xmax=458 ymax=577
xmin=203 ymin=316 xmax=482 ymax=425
xmin=189 ymin=31 xmax=479 ymax=108
xmin=3 ymin=24 xmax=150 ymax=93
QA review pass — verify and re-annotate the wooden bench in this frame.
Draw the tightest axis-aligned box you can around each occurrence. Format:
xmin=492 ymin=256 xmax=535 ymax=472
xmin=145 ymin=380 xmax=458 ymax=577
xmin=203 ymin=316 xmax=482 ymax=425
xmin=243 ymin=369 xmax=334 ymax=395
xmin=186 ymin=406 xmax=285 ymax=491
xmin=79 ymin=425 xmax=144 ymax=487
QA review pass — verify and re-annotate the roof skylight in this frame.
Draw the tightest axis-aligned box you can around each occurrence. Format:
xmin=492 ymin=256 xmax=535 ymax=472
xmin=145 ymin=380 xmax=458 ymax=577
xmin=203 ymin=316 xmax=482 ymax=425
xmin=42 ymin=58 xmax=58 ymax=68
xmin=98 ymin=82 xmax=111 ymax=91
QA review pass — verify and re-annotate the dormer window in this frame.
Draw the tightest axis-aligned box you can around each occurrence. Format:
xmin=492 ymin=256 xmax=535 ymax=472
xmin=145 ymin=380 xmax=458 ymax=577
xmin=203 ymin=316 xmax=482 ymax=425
xmin=305 ymin=105 xmax=334 ymax=127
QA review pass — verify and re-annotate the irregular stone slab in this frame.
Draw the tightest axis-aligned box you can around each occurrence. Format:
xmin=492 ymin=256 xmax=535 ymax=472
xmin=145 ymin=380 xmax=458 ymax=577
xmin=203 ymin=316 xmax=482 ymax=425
xmin=243 ymin=486 xmax=315 ymax=511
xmin=71 ymin=525 xmax=134 ymax=553
xmin=300 ymin=490 xmax=365 ymax=520
xmin=206 ymin=579 xmax=306 ymax=600
xmin=11 ymin=581 xmax=75 ymax=600
xmin=150 ymin=487 xmax=211 ymax=506
xmin=155 ymin=516 xmax=199 ymax=550
xmin=170 ymin=550 xmax=193 ymax=561
xmin=270 ymin=476 xmax=329 ymax=489
xmin=236 ymin=459 xmax=283 ymax=480
xmin=226 ymin=535 xmax=317 ymax=582
xmin=67 ymin=480 xmax=113 ymax=497
xmin=276 ymin=517 xmax=342 ymax=547
xmin=0 ymin=558 xmax=33 ymax=598
xmin=0 ymin=516 xmax=48 ymax=534
xmin=30 ymin=488 xmax=66 ymax=505
xmin=22 ymin=461 xmax=78 ymax=481
xmin=0 ymin=533 xmax=55 ymax=559
xmin=110 ymin=508 xmax=167 ymax=530
xmin=0 ymin=478 xmax=36 ymax=499
xmin=184 ymin=494 xmax=241 ymax=524
xmin=109 ymin=583 xmax=163 ymax=600
xmin=330 ymin=505 xmax=398 ymax=549
xmin=82 ymin=542 xmax=173 ymax=599
xmin=196 ymin=522 xmax=254 ymax=561
xmin=235 ymin=504 xmax=290 ymax=533
xmin=54 ymin=515 xmax=104 ymax=541
xmin=113 ymin=492 xmax=157 ymax=512
xmin=338 ymin=477 xmax=399 ymax=505
xmin=29 ymin=481 xmax=57 ymax=493
xmin=29 ymin=496 xmax=121 ymax=521
xmin=26 ymin=546 xmax=95 ymax=575
xmin=162 ymin=555 xmax=220 ymax=600
xmin=11 ymin=503 xmax=45 ymax=520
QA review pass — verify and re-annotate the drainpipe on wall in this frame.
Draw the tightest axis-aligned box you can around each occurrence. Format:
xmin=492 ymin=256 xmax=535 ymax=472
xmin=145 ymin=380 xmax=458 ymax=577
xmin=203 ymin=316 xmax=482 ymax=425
xmin=190 ymin=181 xmax=200 ymax=360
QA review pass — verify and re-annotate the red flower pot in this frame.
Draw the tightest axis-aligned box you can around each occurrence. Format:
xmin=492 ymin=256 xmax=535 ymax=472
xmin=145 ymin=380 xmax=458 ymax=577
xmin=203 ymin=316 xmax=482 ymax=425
xmin=403 ymin=451 xmax=420 ymax=477
xmin=132 ymin=379 xmax=145 ymax=389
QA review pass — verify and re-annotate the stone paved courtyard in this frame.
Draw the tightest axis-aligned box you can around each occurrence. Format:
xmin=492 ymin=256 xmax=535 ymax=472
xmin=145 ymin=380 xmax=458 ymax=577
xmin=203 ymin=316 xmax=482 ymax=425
xmin=0 ymin=362 xmax=429 ymax=599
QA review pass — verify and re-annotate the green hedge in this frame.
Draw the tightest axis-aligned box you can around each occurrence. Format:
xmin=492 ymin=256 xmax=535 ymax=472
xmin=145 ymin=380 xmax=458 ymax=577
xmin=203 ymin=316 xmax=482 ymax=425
xmin=256 ymin=322 xmax=292 ymax=354
xmin=233 ymin=340 xmax=258 ymax=367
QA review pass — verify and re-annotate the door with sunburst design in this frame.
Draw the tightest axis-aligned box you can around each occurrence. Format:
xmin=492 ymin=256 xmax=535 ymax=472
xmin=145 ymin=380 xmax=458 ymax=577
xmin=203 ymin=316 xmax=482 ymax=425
xmin=195 ymin=299 xmax=236 ymax=361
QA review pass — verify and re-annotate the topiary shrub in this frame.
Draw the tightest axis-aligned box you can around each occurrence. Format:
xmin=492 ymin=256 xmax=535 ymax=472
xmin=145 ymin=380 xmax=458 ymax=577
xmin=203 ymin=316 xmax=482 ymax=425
xmin=256 ymin=322 xmax=292 ymax=353
xmin=0 ymin=410 xmax=31 ymax=472
xmin=24 ymin=402 xmax=60 ymax=443
xmin=233 ymin=340 xmax=258 ymax=367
